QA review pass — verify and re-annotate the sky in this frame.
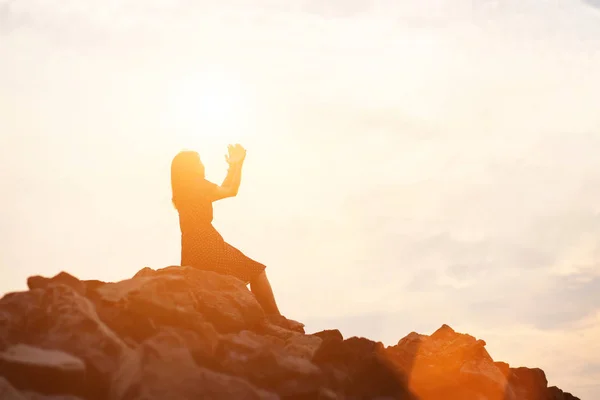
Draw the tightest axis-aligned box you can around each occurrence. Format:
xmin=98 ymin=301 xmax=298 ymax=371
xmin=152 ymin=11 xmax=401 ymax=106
xmin=1 ymin=0 xmax=600 ymax=397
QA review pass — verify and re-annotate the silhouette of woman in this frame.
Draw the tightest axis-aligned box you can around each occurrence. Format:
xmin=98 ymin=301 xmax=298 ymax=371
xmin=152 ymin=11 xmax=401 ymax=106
xmin=170 ymin=144 xmax=303 ymax=332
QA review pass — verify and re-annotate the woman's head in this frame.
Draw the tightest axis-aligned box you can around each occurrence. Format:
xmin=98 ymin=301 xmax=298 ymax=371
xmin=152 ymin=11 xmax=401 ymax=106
xmin=171 ymin=150 xmax=205 ymax=209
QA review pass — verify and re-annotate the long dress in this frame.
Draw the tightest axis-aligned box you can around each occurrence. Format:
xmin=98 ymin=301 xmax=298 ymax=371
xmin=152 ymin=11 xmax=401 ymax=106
xmin=176 ymin=178 xmax=266 ymax=284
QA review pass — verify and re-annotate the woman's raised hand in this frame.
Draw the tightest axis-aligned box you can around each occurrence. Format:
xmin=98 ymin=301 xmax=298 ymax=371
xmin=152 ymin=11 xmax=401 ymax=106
xmin=225 ymin=143 xmax=247 ymax=165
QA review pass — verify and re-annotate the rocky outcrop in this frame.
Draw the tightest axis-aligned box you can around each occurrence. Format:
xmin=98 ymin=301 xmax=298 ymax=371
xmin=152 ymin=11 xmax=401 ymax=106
xmin=0 ymin=345 xmax=85 ymax=397
xmin=0 ymin=266 xmax=581 ymax=400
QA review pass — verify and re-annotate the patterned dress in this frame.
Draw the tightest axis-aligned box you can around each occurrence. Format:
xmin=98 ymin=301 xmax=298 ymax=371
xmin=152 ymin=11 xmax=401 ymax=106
xmin=177 ymin=178 xmax=266 ymax=284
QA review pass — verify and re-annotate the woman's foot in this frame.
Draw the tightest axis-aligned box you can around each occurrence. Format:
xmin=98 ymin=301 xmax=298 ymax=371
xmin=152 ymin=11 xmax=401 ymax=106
xmin=286 ymin=318 xmax=305 ymax=333
xmin=267 ymin=314 xmax=305 ymax=333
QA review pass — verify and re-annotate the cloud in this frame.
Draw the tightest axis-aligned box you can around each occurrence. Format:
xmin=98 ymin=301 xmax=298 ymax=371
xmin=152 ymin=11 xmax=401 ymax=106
xmin=582 ymin=0 xmax=600 ymax=11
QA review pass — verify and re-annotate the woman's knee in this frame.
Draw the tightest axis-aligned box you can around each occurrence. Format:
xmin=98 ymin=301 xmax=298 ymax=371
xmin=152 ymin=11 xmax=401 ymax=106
xmin=250 ymin=270 xmax=267 ymax=286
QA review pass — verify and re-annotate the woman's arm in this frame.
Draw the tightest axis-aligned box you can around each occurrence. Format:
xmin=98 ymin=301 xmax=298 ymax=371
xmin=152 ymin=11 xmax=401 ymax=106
xmin=209 ymin=144 xmax=246 ymax=201
xmin=223 ymin=162 xmax=243 ymax=192
xmin=210 ymin=162 xmax=243 ymax=201
xmin=221 ymin=161 xmax=241 ymax=188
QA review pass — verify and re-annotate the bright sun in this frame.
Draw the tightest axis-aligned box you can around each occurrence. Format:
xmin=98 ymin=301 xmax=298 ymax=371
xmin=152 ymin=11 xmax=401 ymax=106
xmin=164 ymin=71 xmax=253 ymax=149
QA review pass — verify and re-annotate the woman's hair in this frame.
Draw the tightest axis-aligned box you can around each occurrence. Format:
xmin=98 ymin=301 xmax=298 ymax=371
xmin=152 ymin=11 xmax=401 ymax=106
xmin=170 ymin=150 xmax=205 ymax=210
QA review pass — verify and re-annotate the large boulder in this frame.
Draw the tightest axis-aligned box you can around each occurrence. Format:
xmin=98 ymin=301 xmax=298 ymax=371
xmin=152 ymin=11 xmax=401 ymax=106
xmin=0 ymin=344 xmax=85 ymax=397
xmin=387 ymin=324 xmax=507 ymax=399
xmin=110 ymin=329 xmax=278 ymax=400
xmin=0 ymin=285 xmax=130 ymax=400
xmin=216 ymin=330 xmax=326 ymax=399
xmin=507 ymin=367 xmax=551 ymax=400
xmin=314 ymin=335 xmax=416 ymax=399
xmin=95 ymin=266 xmax=265 ymax=334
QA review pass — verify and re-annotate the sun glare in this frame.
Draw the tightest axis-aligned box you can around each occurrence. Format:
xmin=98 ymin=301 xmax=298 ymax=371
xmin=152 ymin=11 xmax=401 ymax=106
xmin=163 ymin=71 xmax=254 ymax=149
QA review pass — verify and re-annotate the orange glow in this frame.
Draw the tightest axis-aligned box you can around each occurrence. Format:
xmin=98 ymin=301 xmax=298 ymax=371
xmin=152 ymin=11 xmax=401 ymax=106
xmin=162 ymin=69 xmax=254 ymax=149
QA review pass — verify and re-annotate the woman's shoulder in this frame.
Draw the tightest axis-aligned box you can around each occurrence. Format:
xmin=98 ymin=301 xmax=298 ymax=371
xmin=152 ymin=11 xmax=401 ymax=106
xmin=199 ymin=178 xmax=219 ymax=190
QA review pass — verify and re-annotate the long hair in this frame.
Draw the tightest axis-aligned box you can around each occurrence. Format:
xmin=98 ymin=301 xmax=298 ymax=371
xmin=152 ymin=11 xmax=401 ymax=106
xmin=170 ymin=150 xmax=205 ymax=210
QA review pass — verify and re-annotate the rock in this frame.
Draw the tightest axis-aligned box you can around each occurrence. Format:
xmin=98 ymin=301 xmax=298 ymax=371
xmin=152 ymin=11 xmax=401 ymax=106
xmin=494 ymin=361 xmax=511 ymax=377
xmin=25 ymin=271 xmax=106 ymax=306
xmin=314 ymin=336 xmax=415 ymax=399
xmin=460 ymin=358 xmax=517 ymax=400
xmin=312 ymin=330 xmax=343 ymax=342
xmin=389 ymin=331 xmax=426 ymax=374
xmin=220 ymin=330 xmax=286 ymax=352
xmin=27 ymin=273 xmax=86 ymax=296
xmin=254 ymin=320 xmax=302 ymax=341
xmin=0 ymin=290 xmax=44 ymax=347
xmin=0 ymin=376 xmax=26 ymax=400
xmin=165 ymin=325 xmax=221 ymax=368
xmin=0 ymin=267 xmax=581 ymax=400
xmin=131 ymin=267 xmax=157 ymax=279
xmin=507 ymin=367 xmax=550 ymax=400
xmin=0 ymin=377 xmax=84 ymax=400
xmin=429 ymin=323 xmax=456 ymax=341
xmin=0 ymin=285 xmax=130 ymax=400
xmin=316 ymin=387 xmax=341 ymax=400
xmin=0 ymin=345 xmax=85 ymax=397
xmin=548 ymin=386 xmax=581 ymax=400
xmin=284 ymin=334 xmax=323 ymax=360
xmin=387 ymin=325 xmax=506 ymax=400
xmin=93 ymin=292 xmax=221 ymax=345
xmin=24 ymin=393 xmax=85 ymax=400
xmin=96 ymin=266 xmax=265 ymax=333
xmin=110 ymin=330 xmax=278 ymax=400
xmin=217 ymin=330 xmax=326 ymax=398
xmin=384 ymin=325 xmax=582 ymax=400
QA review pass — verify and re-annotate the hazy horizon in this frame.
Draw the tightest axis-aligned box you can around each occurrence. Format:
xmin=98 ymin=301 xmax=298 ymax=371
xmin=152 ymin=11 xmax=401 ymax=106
xmin=2 ymin=0 xmax=600 ymax=398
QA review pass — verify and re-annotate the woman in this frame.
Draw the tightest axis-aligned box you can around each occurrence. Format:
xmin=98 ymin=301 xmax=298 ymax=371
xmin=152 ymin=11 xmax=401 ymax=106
xmin=170 ymin=144 xmax=303 ymax=332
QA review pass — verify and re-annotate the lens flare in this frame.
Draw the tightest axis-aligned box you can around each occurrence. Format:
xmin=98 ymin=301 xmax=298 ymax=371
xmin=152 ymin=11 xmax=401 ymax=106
xmin=163 ymin=70 xmax=253 ymax=149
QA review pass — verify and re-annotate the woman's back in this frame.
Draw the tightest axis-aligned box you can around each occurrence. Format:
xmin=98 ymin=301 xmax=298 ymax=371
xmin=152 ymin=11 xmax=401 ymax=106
xmin=176 ymin=179 xmax=219 ymax=233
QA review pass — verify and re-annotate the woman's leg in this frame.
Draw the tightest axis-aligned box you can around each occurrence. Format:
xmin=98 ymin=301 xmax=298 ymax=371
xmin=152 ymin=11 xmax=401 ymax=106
xmin=249 ymin=271 xmax=281 ymax=316
xmin=250 ymin=271 xmax=305 ymax=332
